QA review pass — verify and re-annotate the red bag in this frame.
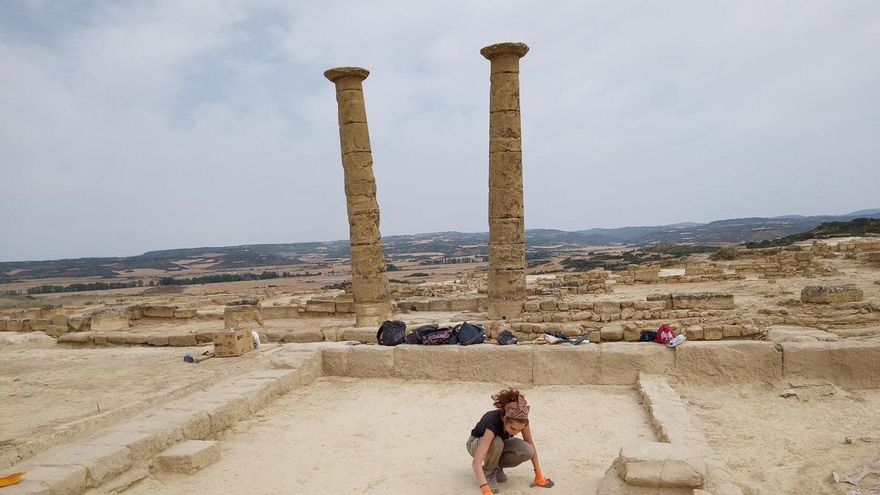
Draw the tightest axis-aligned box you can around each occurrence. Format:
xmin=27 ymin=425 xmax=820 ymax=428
xmin=653 ymin=324 xmax=677 ymax=345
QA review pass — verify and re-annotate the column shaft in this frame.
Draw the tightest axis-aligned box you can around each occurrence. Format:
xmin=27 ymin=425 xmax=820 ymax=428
xmin=482 ymin=43 xmax=529 ymax=319
xmin=325 ymin=67 xmax=392 ymax=327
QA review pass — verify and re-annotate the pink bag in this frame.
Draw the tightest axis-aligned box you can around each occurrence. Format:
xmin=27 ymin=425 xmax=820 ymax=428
xmin=653 ymin=324 xmax=677 ymax=345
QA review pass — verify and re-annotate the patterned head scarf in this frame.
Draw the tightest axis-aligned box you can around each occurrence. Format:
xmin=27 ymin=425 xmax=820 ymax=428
xmin=503 ymin=395 xmax=530 ymax=421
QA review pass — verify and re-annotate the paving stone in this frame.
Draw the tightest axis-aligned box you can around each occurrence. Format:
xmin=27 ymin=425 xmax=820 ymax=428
xmin=156 ymin=440 xmax=220 ymax=474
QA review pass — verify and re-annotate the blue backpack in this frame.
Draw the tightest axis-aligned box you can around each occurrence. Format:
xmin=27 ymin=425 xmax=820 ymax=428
xmin=454 ymin=322 xmax=485 ymax=345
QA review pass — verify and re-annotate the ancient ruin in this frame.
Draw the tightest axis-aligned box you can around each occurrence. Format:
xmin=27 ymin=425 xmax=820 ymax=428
xmin=324 ymin=67 xmax=393 ymax=327
xmin=482 ymin=42 xmax=529 ymax=320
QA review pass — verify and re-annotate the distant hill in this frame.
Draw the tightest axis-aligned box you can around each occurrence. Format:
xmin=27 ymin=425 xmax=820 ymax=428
xmin=2 ymin=209 xmax=878 ymax=283
xmin=744 ymin=218 xmax=880 ymax=249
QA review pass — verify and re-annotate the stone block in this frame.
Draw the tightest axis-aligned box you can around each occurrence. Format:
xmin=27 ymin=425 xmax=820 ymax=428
xmin=67 ymin=316 xmax=89 ymax=331
xmin=168 ymin=334 xmax=198 ymax=346
xmin=618 ymin=442 xmax=706 ymax=488
xmin=393 ymin=345 xmax=461 ymax=380
xmin=335 ymin=301 xmax=355 ymax=313
xmin=684 ymin=326 xmax=704 ymax=341
xmin=599 ymin=343 xmax=674 ymax=385
xmin=322 ymin=347 xmax=350 ymax=375
xmin=339 ymin=326 xmax=378 ymax=342
xmin=57 ymin=332 xmax=93 ymax=344
xmin=704 ymin=326 xmax=723 ymax=341
xmin=90 ymin=309 xmax=130 ymax=331
xmin=673 ymin=342 xmax=782 ymax=385
xmin=282 ymin=329 xmax=324 ymax=343
xmin=671 ymin=293 xmax=735 ymax=310
xmin=459 ymin=345 xmax=533 ymax=383
xmin=345 ymin=346 xmax=394 ymax=378
xmin=146 ymin=335 xmax=169 ymax=346
xmin=533 ymin=345 xmax=599 ymax=384
xmin=156 ymin=440 xmax=220 ymax=474
xmin=523 ymin=301 xmax=540 ymax=312
xmin=27 ymin=443 xmax=131 ymax=487
xmin=305 ymin=300 xmax=336 ymax=313
xmin=173 ymin=309 xmax=198 ymax=318
xmin=595 ymin=301 xmax=621 ymax=314
xmin=124 ymin=334 xmax=149 ymax=345
xmin=782 ymin=342 xmax=880 ymax=388
xmin=142 ymin=305 xmax=177 ymax=318
xmin=721 ymin=325 xmax=742 ymax=338
xmin=600 ymin=323 xmax=624 ymax=342
xmin=15 ymin=465 xmax=86 ymax=495
xmin=801 ymin=285 xmax=864 ymax=304
xmin=353 ymin=301 xmax=393 ymax=327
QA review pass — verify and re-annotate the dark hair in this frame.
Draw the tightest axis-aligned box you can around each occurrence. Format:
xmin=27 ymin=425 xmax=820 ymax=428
xmin=492 ymin=388 xmax=524 ymax=410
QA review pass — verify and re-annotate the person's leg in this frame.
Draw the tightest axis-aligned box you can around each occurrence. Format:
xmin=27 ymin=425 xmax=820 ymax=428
xmin=499 ymin=437 xmax=535 ymax=468
xmin=466 ymin=436 xmax=504 ymax=472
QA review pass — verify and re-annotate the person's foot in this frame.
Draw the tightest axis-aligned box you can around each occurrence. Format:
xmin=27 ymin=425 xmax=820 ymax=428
xmin=485 ymin=469 xmax=500 ymax=493
xmin=496 ymin=468 xmax=508 ymax=483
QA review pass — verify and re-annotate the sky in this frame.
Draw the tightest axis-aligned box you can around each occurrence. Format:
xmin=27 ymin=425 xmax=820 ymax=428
xmin=1 ymin=1 xmax=878 ymax=262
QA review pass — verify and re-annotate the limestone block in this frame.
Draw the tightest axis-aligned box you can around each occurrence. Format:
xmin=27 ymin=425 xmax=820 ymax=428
xmin=156 ymin=440 xmax=219 ymax=474
xmin=618 ymin=442 xmax=706 ymax=488
xmin=488 ymin=300 xmax=523 ymax=320
xmin=57 ymin=332 xmax=93 ymax=344
xmin=429 ymin=300 xmax=449 ymax=311
xmin=144 ymin=406 xmax=211 ymax=441
xmin=87 ymin=425 xmax=179 ymax=461
xmin=224 ymin=304 xmax=263 ymax=329
xmin=124 ymin=334 xmax=149 ymax=345
xmin=489 ymin=217 xmax=525 ymax=245
xmin=0 ymin=319 xmax=6 ymax=331
xmin=685 ymin=326 xmax=704 ymax=341
xmin=339 ymin=122 xmax=371 ymax=154
xmin=146 ymin=335 xmax=169 ymax=346
xmin=489 ymin=243 xmax=525 ymax=270
xmin=50 ymin=313 xmax=69 ymax=327
xmin=168 ymin=334 xmax=198 ymax=346
xmin=43 ymin=325 xmax=68 ymax=338
xmin=322 ymin=347 xmax=350 ymax=375
xmin=534 ymin=345 xmax=599 ymax=384
xmin=105 ymin=332 xmax=133 ymax=345
xmin=305 ymin=300 xmax=336 ymax=313
xmin=539 ymin=300 xmax=557 ymax=311
xmin=335 ymin=90 xmax=367 ymax=124
xmin=595 ymin=301 xmax=621 ymax=314
xmin=801 ymin=285 xmax=863 ymax=304
xmin=721 ymin=325 xmax=742 ymax=338
xmin=460 ymin=345 xmax=533 ymax=383
xmin=673 ymin=342 xmax=782 ymax=385
xmin=599 ymin=343 xmax=674 ymax=385
xmin=488 ymin=186 xmax=524 ymax=219
xmin=488 ymin=269 xmax=525 ymax=299
xmin=634 ymin=269 xmax=660 ymax=283
xmin=449 ymin=298 xmax=479 ymax=312
xmin=353 ymin=301 xmax=393 ymax=327
xmin=596 ymin=464 xmax=692 ymax=495
xmin=671 ymin=293 xmax=735 ymax=310
xmin=600 ymin=323 xmax=624 ymax=342
xmin=704 ymin=326 xmax=723 ymax=341
xmin=27 ymin=443 xmax=131 ymax=488
xmin=345 ymin=346 xmax=394 ymax=377
xmin=142 ymin=305 xmax=177 ymax=318
xmin=489 ymin=73 xmax=521 ymax=112
xmin=15 ymin=465 xmax=86 ymax=495
xmin=782 ymin=342 xmax=880 ymax=388
xmin=0 ymin=479 xmax=51 ymax=494
xmin=393 ymin=345 xmax=461 ymax=380
xmin=67 ymin=316 xmax=89 ymax=331
xmin=173 ymin=309 xmax=197 ymax=318
xmin=90 ymin=309 xmax=130 ymax=331
xmin=281 ymin=329 xmax=323 ymax=343
xmin=7 ymin=319 xmax=22 ymax=331
xmin=335 ymin=301 xmax=355 ymax=313
xmin=523 ymin=301 xmax=540 ymax=312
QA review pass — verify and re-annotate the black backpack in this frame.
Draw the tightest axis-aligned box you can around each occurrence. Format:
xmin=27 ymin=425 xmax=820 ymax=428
xmin=377 ymin=320 xmax=406 ymax=346
xmin=454 ymin=322 xmax=485 ymax=345
xmin=406 ymin=324 xmax=456 ymax=345
xmin=497 ymin=329 xmax=518 ymax=345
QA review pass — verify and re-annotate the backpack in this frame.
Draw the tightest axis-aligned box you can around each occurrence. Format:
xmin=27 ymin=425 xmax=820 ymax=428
xmin=497 ymin=329 xmax=518 ymax=346
xmin=376 ymin=320 xmax=406 ymax=346
xmin=653 ymin=324 xmax=677 ymax=345
xmin=423 ymin=327 xmax=456 ymax=345
xmin=454 ymin=322 xmax=486 ymax=346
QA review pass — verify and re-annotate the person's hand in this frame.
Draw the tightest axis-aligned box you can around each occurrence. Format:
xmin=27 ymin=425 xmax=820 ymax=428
xmin=531 ymin=469 xmax=555 ymax=488
xmin=480 ymin=482 xmax=494 ymax=494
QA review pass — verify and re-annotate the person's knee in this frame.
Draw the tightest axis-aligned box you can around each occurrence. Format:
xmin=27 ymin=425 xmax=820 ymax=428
xmin=489 ymin=436 xmax=504 ymax=455
xmin=519 ymin=442 xmax=535 ymax=459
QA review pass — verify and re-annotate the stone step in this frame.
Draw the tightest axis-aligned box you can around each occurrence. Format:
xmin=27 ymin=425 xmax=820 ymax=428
xmin=155 ymin=440 xmax=220 ymax=474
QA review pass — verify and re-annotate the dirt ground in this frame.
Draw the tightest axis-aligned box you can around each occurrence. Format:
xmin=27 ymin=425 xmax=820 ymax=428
xmin=0 ymin=343 xmax=289 ymax=469
xmin=123 ymin=378 xmax=656 ymax=495
xmin=679 ymin=382 xmax=880 ymax=494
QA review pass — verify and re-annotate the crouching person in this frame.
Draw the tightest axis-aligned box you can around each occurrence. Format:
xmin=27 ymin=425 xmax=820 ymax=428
xmin=466 ymin=389 xmax=554 ymax=494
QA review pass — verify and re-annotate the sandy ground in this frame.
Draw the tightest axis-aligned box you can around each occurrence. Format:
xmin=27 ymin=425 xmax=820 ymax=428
xmin=0 ymin=342 xmax=288 ymax=468
xmin=124 ymin=378 xmax=656 ymax=495
xmin=680 ymin=382 xmax=880 ymax=494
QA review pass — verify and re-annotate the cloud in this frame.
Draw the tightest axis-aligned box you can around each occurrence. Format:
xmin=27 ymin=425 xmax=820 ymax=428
xmin=1 ymin=0 xmax=878 ymax=261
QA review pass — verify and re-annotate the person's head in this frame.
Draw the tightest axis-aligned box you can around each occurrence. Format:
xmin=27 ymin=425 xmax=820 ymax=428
xmin=491 ymin=388 xmax=529 ymax=435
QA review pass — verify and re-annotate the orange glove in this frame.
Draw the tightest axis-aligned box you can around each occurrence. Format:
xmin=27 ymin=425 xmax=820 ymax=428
xmin=531 ymin=469 xmax=555 ymax=488
xmin=480 ymin=483 xmax=494 ymax=494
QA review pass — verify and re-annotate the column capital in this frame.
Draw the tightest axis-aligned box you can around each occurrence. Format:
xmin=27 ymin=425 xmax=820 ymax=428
xmin=480 ymin=42 xmax=529 ymax=60
xmin=324 ymin=67 xmax=370 ymax=83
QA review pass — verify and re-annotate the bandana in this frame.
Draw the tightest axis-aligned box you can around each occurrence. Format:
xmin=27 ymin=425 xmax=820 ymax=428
xmin=503 ymin=396 xmax=530 ymax=421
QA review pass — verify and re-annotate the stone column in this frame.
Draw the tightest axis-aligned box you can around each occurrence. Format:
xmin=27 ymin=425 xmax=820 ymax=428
xmin=324 ymin=67 xmax=393 ymax=327
xmin=481 ymin=42 xmax=529 ymax=320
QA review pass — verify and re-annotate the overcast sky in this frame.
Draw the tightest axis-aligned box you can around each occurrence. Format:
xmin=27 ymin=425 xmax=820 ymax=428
xmin=1 ymin=1 xmax=878 ymax=261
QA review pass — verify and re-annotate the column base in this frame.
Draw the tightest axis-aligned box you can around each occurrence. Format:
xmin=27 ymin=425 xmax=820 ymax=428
xmin=488 ymin=300 xmax=524 ymax=320
xmin=354 ymin=301 xmax=393 ymax=327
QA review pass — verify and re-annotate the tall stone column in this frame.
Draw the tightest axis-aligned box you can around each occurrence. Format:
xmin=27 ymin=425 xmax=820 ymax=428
xmin=481 ymin=42 xmax=529 ymax=320
xmin=324 ymin=67 xmax=393 ymax=327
